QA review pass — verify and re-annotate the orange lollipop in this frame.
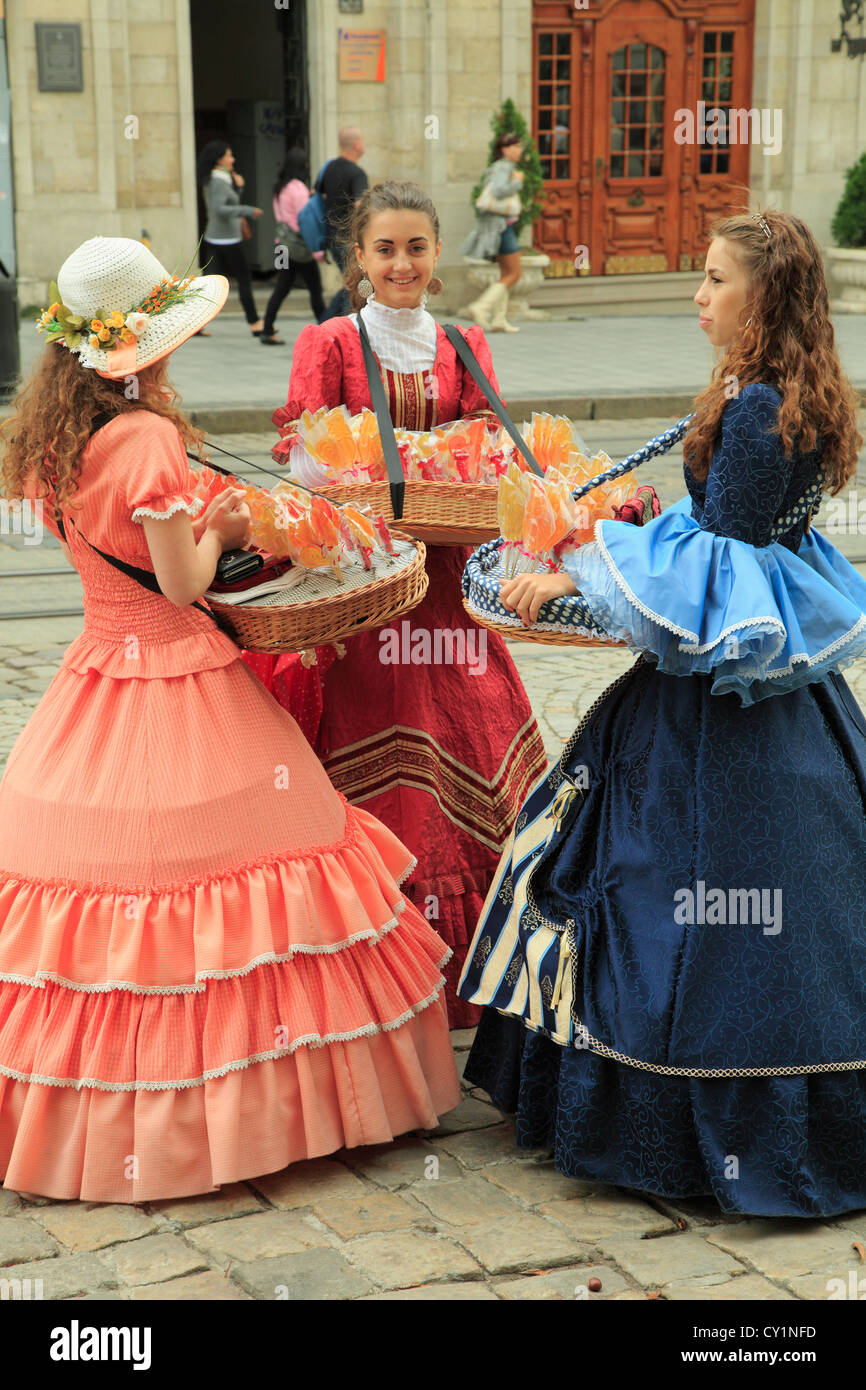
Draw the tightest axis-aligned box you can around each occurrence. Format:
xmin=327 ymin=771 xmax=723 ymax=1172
xmin=523 ymin=481 xmax=557 ymax=559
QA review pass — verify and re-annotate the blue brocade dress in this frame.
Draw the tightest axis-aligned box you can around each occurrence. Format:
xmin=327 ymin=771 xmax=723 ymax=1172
xmin=458 ymin=383 xmax=866 ymax=1218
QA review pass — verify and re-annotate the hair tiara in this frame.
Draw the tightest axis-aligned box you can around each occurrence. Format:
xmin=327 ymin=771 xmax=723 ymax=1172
xmin=751 ymin=211 xmax=772 ymax=240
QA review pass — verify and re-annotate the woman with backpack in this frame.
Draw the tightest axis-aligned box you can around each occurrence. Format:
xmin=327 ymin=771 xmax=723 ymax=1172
xmin=261 ymin=148 xmax=327 ymax=346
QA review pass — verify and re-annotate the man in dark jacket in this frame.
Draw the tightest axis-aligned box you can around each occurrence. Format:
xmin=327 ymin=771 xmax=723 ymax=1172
xmin=320 ymin=127 xmax=368 ymax=320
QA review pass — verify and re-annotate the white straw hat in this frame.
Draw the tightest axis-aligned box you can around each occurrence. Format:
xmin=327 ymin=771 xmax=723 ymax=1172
xmin=51 ymin=236 xmax=228 ymax=379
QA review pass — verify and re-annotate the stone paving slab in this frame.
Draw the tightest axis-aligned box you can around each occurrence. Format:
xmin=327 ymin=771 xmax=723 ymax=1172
xmin=538 ymin=1192 xmax=677 ymax=1241
xmin=455 ymin=1212 xmax=592 ymax=1275
xmin=342 ymin=1230 xmax=482 ymax=1288
xmin=705 ymin=1220 xmax=866 ymax=1281
xmin=597 ymin=1232 xmax=746 ymax=1287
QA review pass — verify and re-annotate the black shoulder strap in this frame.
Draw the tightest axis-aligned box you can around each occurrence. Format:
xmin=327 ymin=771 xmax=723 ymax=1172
xmin=55 ymin=412 xmax=223 ymax=630
xmin=357 ymin=314 xmax=406 ymax=520
xmin=443 ymin=324 xmax=544 ymax=477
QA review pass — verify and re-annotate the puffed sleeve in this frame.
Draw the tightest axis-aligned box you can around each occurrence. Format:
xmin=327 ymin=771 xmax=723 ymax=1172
xmin=700 ymin=385 xmax=791 ymax=546
xmin=274 ymin=325 xmax=346 ymax=428
xmin=455 ymin=325 xmax=504 ymax=419
xmin=117 ymin=414 xmax=204 ymax=524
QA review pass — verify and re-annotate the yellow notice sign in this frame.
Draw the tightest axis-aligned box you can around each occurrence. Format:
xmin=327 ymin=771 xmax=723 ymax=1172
xmin=338 ymin=28 xmax=386 ymax=82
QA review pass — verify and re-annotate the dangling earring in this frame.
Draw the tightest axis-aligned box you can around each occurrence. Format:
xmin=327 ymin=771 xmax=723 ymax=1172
xmin=428 ymin=275 xmax=443 ymax=295
xmin=357 ymin=268 xmax=374 ymax=300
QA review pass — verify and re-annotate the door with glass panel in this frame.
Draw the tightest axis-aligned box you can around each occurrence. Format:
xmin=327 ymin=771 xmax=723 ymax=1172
xmin=531 ymin=0 xmax=756 ymax=274
xmin=592 ymin=2 xmax=682 ymax=274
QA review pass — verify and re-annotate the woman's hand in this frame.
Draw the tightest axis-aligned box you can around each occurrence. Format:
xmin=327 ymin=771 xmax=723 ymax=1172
xmin=252 ymin=207 xmax=263 ymax=219
xmin=231 ymin=171 xmax=245 ymax=189
xmin=499 ymin=570 xmax=577 ymax=626
xmin=512 ymin=169 xmax=525 ymax=183
xmin=204 ymin=487 xmax=251 ymax=549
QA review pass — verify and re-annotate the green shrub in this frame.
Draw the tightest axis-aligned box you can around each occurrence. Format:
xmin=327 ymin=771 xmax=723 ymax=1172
xmin=832 ymin=152 xmax=866 ymax=248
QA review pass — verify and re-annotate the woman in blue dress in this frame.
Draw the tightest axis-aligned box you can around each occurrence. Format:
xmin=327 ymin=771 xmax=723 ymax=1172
xmin=458 ymin=209 xmax=866 ymax=1218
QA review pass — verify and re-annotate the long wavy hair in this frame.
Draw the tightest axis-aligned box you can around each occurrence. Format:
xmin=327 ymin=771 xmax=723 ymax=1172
xmin=0 ymin=345 xmax=207 ymax=513
xmin=683 ymin=209 xmax=861 ymax=494
xmin=340 ymin=181 xmax=441 ymax=313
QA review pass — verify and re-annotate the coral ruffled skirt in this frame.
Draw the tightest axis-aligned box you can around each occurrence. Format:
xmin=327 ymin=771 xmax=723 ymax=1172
xmin=0 ymin=654 xmax=460 ymax=1203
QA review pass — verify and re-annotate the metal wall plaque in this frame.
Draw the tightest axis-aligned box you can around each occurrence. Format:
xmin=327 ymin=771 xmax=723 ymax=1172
xmin=35 ymin=23 xmax=83 ymax=93
xmin=338 ymin=0 xmax=364 ymax=12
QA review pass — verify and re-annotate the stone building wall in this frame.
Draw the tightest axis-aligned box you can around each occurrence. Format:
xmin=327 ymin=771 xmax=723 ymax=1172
xmin=751 ymin=0 xmax=866 ymax=245
xmin=7 ymin=0 xmax=866 ymax=304
xmin=7 ymin=0 xmax=198 ymax=304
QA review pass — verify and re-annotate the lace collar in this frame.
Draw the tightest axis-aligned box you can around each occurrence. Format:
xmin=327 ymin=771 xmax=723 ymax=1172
xmin=360 ymin=293 xmax=432 ymax=330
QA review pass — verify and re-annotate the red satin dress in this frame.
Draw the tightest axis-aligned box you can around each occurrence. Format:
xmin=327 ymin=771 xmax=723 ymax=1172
xmin=243 ymin=318 xmax=547 ymax=1027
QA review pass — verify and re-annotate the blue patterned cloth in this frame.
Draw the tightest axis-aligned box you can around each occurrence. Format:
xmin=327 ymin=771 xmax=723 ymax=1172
xmin=459 ymin=384 xmax=866 ymax=1217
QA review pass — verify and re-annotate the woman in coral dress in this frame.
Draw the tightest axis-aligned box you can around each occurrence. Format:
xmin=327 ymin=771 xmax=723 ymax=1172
xmin=243 ymin=182 xmax=547 ymax=1028
xmin=459 ymin=211 xmax=866 ymax=1217
xmin=0 ymin=235 xmax=459 ymax=1204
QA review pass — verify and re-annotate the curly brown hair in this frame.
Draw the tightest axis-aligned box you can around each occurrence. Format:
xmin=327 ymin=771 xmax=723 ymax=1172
xmin=683 ymin=209 xmax=861 ymax=495
xmin=0 ymin=344 xmax=207 ymax=513
xmin=337 ymin=181 xmax=441 ymax=313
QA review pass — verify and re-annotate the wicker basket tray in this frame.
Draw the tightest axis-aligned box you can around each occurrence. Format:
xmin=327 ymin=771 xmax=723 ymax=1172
xmin=322 ymin=480 xmax=499 ymax=546
xmin=208 ymin=532 xmax=428 ymax=653
xmin=462 ymin=539 xmax=627 ymax=649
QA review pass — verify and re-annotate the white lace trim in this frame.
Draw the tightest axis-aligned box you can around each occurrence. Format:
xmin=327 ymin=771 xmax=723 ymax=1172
xmin=465 ymin=597 xmax=608 ymax=641
xmin=0 ymin=979 xmax=448 ymax=1092
xmin=763 ymin=613 xmax=866 ymax=679
xmin=0 ymin=901 xmax=409 ymax=995
xmin=131 ymin=497 xmax=205 ymax=524
xmin=396 ymin=856 xmax=418 ymax=887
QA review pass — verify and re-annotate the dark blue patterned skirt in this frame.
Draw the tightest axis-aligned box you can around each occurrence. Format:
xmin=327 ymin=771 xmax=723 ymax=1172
xmin=461 ymin=659 xmax=866 ymax=1217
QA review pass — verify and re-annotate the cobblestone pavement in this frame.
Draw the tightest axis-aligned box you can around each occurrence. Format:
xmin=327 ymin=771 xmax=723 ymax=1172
xmin=1 ymin=423 xmax=866 ymax=1299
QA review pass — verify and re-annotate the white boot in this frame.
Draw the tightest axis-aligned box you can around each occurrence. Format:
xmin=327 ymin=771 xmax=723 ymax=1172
xmin=489 ymin=281 xmax=520 ymax=333
xmin=465 ymin=280 xmax=501 ymax=329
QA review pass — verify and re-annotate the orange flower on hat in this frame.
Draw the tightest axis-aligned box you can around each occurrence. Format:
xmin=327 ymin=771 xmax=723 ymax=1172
xmin=89 ymin=335 xmax=100 ymax=349
xmin=109 ymin=311 xmax=125 ymax=329
xmin=119 ymin=327 xmax=136 ymax=344
xmin=97 ymin=327 xmax=111 ymax=342
xmin=90 ymin=319 xmax=104 ymax=332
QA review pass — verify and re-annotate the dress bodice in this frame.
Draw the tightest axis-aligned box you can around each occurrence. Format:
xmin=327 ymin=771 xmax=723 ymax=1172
xmin=277 ymin=318 xmax=501 ymax=428
xmin=683 ymin=383 xmax=823 ymax=553
xmin=30 ymin=411 xmax=238 ymax=679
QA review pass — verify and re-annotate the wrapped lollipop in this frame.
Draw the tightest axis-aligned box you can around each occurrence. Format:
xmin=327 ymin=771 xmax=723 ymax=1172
xmin=354 ymin=409 xmax=386 ymax=482
xmin=301 ymin=406 xmax=359 ymax=478
xmin=520 ymin=480 xmax=558 ymax=573
xmin=497 ymin=475 xmax=527 ymax=579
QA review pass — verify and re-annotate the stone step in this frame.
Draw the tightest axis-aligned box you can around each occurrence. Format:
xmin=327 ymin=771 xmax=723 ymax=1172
xmin=527 ymin=269 xmax=705 ymax=318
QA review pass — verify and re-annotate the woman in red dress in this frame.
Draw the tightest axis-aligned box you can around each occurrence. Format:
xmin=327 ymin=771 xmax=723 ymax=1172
xmin=244 ymin=182 xmax=547 ymax=1027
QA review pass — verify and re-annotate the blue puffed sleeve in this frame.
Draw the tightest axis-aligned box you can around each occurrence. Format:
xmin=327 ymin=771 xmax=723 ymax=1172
xmin=562 ymin=392 xmax=866 ymax=705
